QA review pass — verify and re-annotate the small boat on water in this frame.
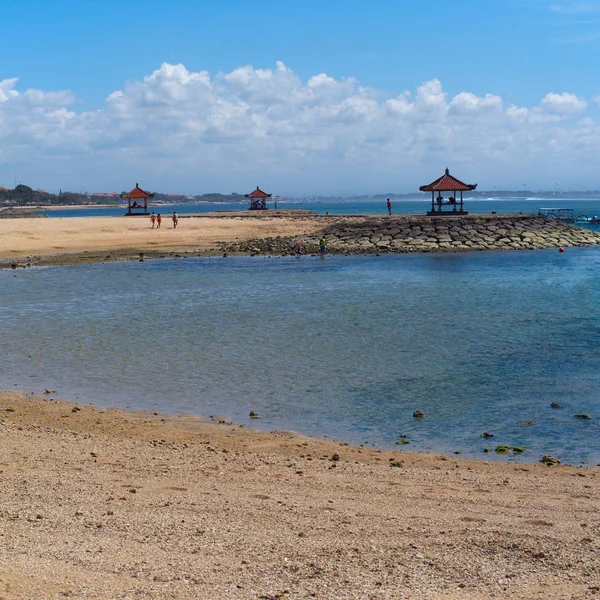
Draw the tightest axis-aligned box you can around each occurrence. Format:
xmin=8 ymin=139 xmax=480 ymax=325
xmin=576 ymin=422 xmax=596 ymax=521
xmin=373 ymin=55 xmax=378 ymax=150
xmin=575 ymin=215 xmax=600 ymax=224
xmin=538 ymin=207 xmax=577 ymax=222
xmin=539 ymin=208 xmax=600 ymax=225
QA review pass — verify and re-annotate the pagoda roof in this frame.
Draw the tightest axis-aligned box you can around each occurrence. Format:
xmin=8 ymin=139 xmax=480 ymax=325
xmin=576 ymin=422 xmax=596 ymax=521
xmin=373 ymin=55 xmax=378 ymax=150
xmin=122 ymin=183 xmax=154 ymax=199
xmin=419 ymin=168 xmax=477 ymax=193
xmin=245 ymin=186 xmax=272 ymax=199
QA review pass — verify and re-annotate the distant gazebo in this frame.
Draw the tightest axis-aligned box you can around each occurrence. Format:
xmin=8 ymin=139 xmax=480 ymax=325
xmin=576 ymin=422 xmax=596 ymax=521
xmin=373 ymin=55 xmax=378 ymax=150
xmin=245 ymin=186 xmax=271 ymax=210
xmin=122 ymin=183 xmax=154 ymax=216
xmin=420 ymin=168 xmax=477 ymax=216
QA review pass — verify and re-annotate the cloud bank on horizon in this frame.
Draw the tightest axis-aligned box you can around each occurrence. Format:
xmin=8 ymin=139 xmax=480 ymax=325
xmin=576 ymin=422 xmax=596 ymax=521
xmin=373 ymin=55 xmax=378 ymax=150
xmin=1 ymin=61 xmax=598 ymax=195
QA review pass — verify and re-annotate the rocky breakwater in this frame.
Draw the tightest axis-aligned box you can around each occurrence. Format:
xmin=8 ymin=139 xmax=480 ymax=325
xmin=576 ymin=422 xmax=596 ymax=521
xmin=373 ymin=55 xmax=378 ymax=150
xmin=221 ymin=214 xmax=600 ymax=255
xmin=0 ymin=208 xmax=47 ymax=219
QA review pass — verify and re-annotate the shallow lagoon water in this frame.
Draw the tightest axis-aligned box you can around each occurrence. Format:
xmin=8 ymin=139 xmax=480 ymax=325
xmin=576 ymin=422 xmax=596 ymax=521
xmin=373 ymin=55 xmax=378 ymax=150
xmin=2 ymin=249 xmax=600 ymax=464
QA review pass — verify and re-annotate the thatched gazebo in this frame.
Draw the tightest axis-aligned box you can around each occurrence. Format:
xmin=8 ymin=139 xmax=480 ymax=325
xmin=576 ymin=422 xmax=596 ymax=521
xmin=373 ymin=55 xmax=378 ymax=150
xmin=245 ymin=186 xmax=271 ymax=210
xmin=420 ymin=168 xmax=477 ymax=216
xmin=122 ymin=183 xmax=154 ymax=216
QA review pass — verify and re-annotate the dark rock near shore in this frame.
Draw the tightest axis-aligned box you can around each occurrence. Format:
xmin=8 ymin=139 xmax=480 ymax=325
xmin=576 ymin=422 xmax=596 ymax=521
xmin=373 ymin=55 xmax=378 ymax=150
xmin=0 ymin=208 xmax=47 ymax=219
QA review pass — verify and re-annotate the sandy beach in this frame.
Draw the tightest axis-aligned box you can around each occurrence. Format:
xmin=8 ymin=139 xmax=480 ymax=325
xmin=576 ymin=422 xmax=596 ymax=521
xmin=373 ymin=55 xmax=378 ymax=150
xmin=0 ymin=391 xmax=598 ymax=599
xmin=0 ymin=213 xmax=326 ymax=265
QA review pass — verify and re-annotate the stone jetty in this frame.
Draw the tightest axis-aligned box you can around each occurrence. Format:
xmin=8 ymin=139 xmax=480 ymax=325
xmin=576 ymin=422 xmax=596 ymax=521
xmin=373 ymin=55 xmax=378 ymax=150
xmin=220 ymin=214 xmax=600 ymax=255
xmin=0 ymin=208 xmax=47 ymax=219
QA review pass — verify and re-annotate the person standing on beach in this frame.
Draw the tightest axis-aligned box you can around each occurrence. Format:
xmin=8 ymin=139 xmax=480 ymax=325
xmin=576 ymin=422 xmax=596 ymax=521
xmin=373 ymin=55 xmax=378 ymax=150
xmin=387 ymin=198 xmax=392 ymax=215
xmin=156 ymin=213 xmax=162 ymax=228
xmin=172 ymin=211 xmax=179 ymax=229
xmin=295 ymin=240 xmax=301 ymax=258
xmin=319 ymin=236 xmax=326 ymax=258
xmin=150 ymin=212 xmax=156 ymax=228
xmin=274 ymin=200 xmax=278 ymax=210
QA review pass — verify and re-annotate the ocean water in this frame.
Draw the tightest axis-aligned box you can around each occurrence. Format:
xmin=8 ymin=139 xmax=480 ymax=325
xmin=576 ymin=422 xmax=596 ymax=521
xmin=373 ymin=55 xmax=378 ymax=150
xmin=40 ymin=195 xmax=600 ymax=225
xmin=1 ymin=250 xmax=600 ymax=465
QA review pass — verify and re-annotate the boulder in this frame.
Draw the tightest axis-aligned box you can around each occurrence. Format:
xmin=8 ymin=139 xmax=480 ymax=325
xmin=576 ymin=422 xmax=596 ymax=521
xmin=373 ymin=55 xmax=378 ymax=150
xmin=540 ymin=455 xmax=560 ymax=466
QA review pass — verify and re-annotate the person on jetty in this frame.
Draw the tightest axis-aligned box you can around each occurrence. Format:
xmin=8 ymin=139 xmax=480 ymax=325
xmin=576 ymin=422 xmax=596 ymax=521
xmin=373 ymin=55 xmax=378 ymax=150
xmin=436 ymin=194 xmax=443 ymax=210
xmin=172 ymin=211 xmax=179 ymax=229
xmin=295 ymin=240 xmax=301 ymax=258
xmin=319 ymin=236 xmax=326 ymax=258
xmin=150 ymin=212 xmax=156 ymax=228
xmin=387 ymin=198 xmax=392 ymax=215
xmin=156 ymin=213 xmax=162 ymax=228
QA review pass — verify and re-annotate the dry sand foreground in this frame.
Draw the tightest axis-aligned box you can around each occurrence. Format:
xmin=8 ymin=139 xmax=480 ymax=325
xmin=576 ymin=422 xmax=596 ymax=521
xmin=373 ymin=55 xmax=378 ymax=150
xmin=1 ymin=391 xmax=599 ymax=600
xmin=0 ymin=214 xmax=325 ymax=263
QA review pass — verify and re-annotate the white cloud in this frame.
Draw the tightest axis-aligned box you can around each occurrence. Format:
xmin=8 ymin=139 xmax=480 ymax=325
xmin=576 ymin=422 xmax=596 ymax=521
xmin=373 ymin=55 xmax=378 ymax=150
xmin=0 ymin=79 xmax=20 ymax=103
xmin=0 ymin=64 xmax=600 ymax=194
xmin=540 ymin=91 xmax=587 ymax=113
xmin=415 ymin=79 xmax=447 ymax=113
xmin=449 ymin=92 xmax=503 ymax=116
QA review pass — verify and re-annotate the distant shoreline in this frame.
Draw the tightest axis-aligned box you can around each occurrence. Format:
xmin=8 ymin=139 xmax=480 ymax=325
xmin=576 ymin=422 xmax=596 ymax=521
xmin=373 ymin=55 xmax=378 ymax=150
xmin=37 ymin=204 xmax=118 ymax=210
xmin=3 ymin=195 xmax=599 ymax=213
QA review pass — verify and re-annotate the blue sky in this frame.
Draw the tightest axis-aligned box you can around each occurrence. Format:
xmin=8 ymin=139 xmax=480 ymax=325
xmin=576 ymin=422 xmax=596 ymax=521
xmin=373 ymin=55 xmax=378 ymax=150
xmin=2 ymin=0 xmax=600 ymax=194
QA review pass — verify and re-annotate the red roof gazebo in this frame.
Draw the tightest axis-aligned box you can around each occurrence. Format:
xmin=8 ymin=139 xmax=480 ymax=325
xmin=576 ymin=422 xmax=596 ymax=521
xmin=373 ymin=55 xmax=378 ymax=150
xmin=245 ymin=186 xmax=271 ymax=210
xmin=419 ymin=168 xmax=477 ymax=216
xmin=122 ymin=183 xmax=154 ymax=216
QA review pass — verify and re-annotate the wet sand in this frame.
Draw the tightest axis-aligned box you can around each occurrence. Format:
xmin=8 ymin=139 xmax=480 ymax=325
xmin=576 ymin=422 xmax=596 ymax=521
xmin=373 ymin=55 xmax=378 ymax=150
xmin=1 ymin=391 xmax=598 ymax=599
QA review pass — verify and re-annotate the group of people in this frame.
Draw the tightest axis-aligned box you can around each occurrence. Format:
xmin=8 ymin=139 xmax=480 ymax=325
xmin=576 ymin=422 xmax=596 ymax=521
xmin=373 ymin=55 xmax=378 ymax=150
xmin=436 ymin=194 xmax=456 ymax=207
xmin=150 ymin=211 xmax=179 ymax=229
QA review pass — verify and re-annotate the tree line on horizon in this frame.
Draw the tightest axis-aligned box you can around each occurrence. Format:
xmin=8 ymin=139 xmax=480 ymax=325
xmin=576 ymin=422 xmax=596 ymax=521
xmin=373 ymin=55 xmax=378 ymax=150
xmin=0 ymin=185 xmax=248 ymax=207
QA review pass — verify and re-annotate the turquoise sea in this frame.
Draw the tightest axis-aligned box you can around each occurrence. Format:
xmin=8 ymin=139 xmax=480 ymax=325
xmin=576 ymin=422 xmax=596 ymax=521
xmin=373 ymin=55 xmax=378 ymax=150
xmin=2 ymin=245 xmax=600 ymax=465
xmin=40 ymin=195 xmax=600 ymax=224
